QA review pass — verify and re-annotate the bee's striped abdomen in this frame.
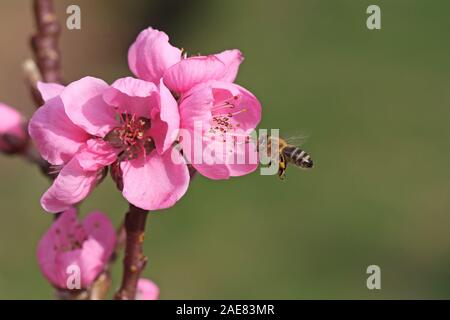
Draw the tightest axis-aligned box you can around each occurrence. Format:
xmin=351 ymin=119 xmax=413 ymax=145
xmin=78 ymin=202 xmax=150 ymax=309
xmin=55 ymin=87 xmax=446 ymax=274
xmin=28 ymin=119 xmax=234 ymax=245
xmin=282 ymin=146 xmax=313 ymax=169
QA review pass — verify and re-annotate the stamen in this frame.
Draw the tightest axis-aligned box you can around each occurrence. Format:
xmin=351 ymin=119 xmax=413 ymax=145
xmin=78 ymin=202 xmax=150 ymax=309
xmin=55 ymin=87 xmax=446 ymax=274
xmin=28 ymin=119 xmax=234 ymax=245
xmin=227 ymin=108 xmax=247 ymax=117
xmin=211 ymin=102 xmax=235 ymax=112
xmin=211 ymin=95 xmax=240 ymax=112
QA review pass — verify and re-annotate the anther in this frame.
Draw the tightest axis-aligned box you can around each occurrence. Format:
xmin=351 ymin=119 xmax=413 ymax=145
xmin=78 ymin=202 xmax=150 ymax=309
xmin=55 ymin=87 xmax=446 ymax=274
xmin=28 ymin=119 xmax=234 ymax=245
xmin=227 ymin=108 xmax=247 ymax=117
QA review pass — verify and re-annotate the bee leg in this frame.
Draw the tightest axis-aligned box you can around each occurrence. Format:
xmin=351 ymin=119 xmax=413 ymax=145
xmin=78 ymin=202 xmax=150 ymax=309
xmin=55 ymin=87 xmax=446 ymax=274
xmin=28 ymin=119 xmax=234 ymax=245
xmin=278 ymin=167 xmax=287 ymax=180
xmin=278 ymin=155 xmax=287 ymax=180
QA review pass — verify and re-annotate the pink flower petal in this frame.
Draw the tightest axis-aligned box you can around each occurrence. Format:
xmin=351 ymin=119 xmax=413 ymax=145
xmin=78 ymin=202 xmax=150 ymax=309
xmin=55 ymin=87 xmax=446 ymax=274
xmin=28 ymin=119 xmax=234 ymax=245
xmin=56 ymin=238 xmax=105 ymax=288
xmin=36 ymin=209 xmax=76 ymax=288
xmin=40 ymin=154 xmax=102 ymax=213
xmin=37 ymin=82 xmax=65 ymax=102
xmin=28 ymin=96 xmax=90 ymax=165
xmin=184 ymin=136 xmax=257 ymax=179
xmin=163 ymin=56 xmax=226 ymax=94
xmin=149 ymin=80 xmax=180 ymax=154
xmin=178 ymin=83 xmax=215 ymax=131
xmin=163 ymin=49 xmax=243 ymax=94
xmin=76 ymin=139 xmax=118 ymax=171
xmin=103 ymin=77 xmax=159 ymax=119
xmin=61 ymin=77 xmax=117 ymax=138
xmin=136 ymin=279 xmax=160 ymax=300
xmin=228 ymin=83 xmax=262 ymax=133
xmin=180 ymin=132 xmax=231 ymax=180
xmin=128 ymin=27 xmax=182 ymax=84
xmin=224 ymin=138 xmax=259 ymax=177
xmin=214 ymin=49 xmax=244 ymax=82
xmin=191 ymin=162 xmax=231 ymax=180
xmin=185 ymin=138 xmax=258 ymax=179
xmin=82 ymin=211 xmax=117 ymax=263
xmin=121 ymin=148 xmax=189 ymax=210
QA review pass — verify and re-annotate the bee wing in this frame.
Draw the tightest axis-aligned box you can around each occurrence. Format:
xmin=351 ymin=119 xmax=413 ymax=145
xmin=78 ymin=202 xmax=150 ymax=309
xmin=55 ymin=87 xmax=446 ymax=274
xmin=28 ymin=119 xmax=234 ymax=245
xmin=284 ymin=133 xmax=310 ymax=146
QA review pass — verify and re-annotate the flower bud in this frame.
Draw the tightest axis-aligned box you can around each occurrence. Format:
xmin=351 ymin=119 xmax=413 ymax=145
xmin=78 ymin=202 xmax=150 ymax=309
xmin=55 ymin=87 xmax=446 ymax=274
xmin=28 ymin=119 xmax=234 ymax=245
xmin=135 ymin=278 xmax=160 ymax=300
xmin=0 ymin=103 xmax=28 ymax=154
xmin=37 ymin=208 xmax=116 ymax=290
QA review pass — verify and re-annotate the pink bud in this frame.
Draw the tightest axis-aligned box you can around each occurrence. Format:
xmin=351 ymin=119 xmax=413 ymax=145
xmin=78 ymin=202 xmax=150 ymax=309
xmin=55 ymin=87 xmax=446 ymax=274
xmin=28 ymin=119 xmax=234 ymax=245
xmin=0 ymin=103 xmax=27 ymax=154
xmin=37 ymin=208 xmax=116 ymax=290
xmin=136 ymin=278 xmax=160 ymax=300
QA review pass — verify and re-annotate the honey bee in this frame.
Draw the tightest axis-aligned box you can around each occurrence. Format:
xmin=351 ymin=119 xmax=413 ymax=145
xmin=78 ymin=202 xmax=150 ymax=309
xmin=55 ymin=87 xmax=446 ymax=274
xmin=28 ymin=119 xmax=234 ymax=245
xmin=259 ymin=135 xmax=313 ymax=179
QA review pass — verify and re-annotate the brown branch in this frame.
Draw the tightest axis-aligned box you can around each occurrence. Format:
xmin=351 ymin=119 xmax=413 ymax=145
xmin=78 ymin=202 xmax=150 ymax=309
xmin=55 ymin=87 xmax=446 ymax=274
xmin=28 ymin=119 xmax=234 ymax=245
xmin=21 ymin=0 xmax=62 ymax=178
xmin=29 ymin=0 xmax=62 ymax=107
xmin=115 ymin=204 xmax=149 ymax=300
xmin=31 ymin=0 xmax=62 ymax=83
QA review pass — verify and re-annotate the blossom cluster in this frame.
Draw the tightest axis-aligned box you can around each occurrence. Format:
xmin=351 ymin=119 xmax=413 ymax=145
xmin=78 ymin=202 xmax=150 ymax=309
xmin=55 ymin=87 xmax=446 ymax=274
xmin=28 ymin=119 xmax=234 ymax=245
xmin=29 ymin=26 xmax=262 ymax=213
xmin=0 ymin=26 xmax=262 ymax=298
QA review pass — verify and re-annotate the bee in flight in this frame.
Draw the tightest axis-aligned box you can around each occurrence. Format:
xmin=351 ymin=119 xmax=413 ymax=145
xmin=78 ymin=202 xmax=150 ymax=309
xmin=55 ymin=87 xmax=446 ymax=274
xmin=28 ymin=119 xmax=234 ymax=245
xmin=259 ymin=135 xmax=314 ymax=179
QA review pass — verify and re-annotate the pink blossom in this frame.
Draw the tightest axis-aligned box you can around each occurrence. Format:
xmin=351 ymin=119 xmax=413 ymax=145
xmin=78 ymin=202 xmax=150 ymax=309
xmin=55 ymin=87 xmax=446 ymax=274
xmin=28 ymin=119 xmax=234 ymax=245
xmin=0 ymin=102 xmax=27 ymax=153
xmin=179 ymin=80 xmax=261 ymax=180
xmin=135 ymin=278 xmax=160 ymax=300
xmin=37 ymin=208 xmax=116 ymax=289
xmin=128 ymin=27 xmax=243 ymax=94
xmin=128 ymin=26 xmax=262 ymax=180
xmin=29 ymin=77 xmax=189 ymax=213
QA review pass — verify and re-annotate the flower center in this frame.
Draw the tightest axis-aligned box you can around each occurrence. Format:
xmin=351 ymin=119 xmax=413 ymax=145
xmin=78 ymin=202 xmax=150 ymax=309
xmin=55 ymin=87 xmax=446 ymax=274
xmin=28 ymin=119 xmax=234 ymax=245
xmin=208 ymin=96 xmax=247 ymax=142
xmin=104 ymin=113 xmax=154 ymax=161
xmin=53 ymin=223 xmax=87 ymax=252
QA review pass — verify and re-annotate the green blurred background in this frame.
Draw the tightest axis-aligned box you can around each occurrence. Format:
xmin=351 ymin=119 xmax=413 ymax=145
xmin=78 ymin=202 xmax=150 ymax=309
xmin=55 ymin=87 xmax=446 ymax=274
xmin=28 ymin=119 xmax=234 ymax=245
xmin=1 ymin=0 xmax=450 ymax=299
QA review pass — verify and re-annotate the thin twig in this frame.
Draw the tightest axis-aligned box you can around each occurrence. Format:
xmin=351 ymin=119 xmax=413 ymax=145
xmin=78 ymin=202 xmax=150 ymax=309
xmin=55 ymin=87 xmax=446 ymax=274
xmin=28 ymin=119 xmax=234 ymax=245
xmin=29 ymin=0 xmax=62 ymax=107
xmin=115 ymin=204 xmax=149 ymax=300
xmin=23 ymin=0 xmax=62 ymax=178
xmin=31 ymin=0 xmax=62 ymax=83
